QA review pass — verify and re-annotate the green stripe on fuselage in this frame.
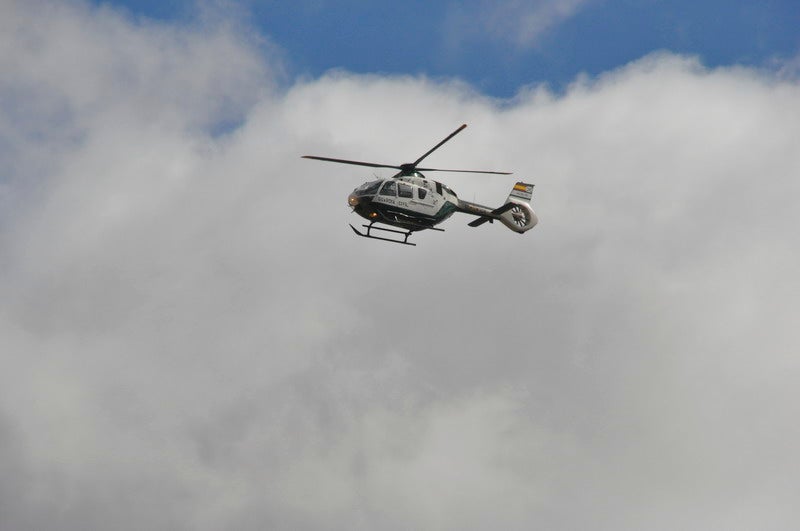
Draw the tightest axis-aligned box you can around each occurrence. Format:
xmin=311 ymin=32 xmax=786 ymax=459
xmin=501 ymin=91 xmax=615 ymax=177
xmin=369 ymin=200 xmax=457 ymax=228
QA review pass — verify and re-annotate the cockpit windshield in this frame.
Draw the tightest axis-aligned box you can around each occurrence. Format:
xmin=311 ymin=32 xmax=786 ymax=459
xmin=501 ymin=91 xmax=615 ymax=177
xmin=353 ymin=180 xmax=382 ymax=196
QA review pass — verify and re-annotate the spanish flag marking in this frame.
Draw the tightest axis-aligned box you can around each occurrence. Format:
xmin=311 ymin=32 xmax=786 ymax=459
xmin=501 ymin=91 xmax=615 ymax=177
xmin=513 ymin=183 xmax=529 ymax=192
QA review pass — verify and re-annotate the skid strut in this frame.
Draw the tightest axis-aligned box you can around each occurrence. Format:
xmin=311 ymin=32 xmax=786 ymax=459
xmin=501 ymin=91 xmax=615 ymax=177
xmin=349 ymin=223 xmax=416 ymax=246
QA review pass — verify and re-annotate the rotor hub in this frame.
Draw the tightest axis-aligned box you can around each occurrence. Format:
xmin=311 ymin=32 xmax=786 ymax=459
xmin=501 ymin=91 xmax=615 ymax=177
xmin=398 ymin=163 xmax=416 ymax=176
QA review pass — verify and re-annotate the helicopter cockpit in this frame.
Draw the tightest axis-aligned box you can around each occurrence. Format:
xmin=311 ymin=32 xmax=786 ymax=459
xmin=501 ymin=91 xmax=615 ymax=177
xmin=352 ymin=179 xmax=382 ymax=197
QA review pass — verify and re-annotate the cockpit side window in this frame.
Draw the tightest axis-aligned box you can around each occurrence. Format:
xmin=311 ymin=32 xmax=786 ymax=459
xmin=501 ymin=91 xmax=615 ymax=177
xmin=398 ymin=183 xmax=413 ymax=198
xmin=380 ymin=181 xmax=397 ymax=196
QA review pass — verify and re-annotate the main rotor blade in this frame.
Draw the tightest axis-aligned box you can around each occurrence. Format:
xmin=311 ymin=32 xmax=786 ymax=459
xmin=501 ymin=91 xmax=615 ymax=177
xmin=411 ymin=123 xmax=468 ymax=167
xmin=415 ymin=167 xmax=512 ymax=175
xmin=301 ymin=155 xmax=402 ymax=170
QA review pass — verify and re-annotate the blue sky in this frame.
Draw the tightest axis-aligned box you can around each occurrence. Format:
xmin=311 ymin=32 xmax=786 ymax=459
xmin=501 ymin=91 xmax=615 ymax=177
xmin=99 ymin=0 xmax=800 ymax=97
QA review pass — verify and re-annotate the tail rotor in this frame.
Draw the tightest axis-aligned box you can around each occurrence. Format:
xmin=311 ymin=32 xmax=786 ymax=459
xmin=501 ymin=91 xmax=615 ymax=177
xmin=510 ymin=204 xmax=529 ymax=228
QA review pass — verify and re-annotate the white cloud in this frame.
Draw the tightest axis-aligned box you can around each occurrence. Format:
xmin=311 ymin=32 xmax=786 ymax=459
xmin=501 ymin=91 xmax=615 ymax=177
xmin=444 ymin=0 xmax=592 ymax=51
xmin=2 ymin=2 xmax=800 ymax=530
xmin=773 ymin=51 xmax=800 ymax=80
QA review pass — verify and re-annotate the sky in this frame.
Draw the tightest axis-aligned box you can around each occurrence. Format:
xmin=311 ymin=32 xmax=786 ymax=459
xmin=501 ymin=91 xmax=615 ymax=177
xmin=1 ymin=1 xmax=800 ymax=530
xmin=94 ymin=0 xmax=800 ymax=97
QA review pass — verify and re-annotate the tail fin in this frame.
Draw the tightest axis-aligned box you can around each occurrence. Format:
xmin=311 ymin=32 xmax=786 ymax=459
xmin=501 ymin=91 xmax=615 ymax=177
xmin=498 ymin=182 xmax=538 ymax=233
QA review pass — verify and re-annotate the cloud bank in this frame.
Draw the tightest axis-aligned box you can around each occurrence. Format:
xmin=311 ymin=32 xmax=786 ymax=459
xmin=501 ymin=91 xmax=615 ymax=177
xmin=2 ymin=2 xmax=800 ymax=530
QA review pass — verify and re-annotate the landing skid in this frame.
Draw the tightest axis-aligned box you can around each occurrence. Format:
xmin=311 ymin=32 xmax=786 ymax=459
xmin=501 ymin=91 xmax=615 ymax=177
xmin=350 ymin=223 xmax=417 ymax=246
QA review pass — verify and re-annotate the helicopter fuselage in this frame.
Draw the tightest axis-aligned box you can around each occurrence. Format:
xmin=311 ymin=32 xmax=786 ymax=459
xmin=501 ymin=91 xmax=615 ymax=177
xmin=347 ymin=172 xmax=461 ymax=231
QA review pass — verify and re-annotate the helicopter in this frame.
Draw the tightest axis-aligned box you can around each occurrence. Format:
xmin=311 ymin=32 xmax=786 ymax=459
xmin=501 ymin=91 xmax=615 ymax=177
xmin=302 ymin=124 xmax=537 ymax=246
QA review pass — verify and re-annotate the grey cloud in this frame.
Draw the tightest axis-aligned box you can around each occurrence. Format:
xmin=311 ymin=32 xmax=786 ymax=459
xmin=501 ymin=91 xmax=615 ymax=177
xmin=2 ymin=2 xmax=800 ymax=530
